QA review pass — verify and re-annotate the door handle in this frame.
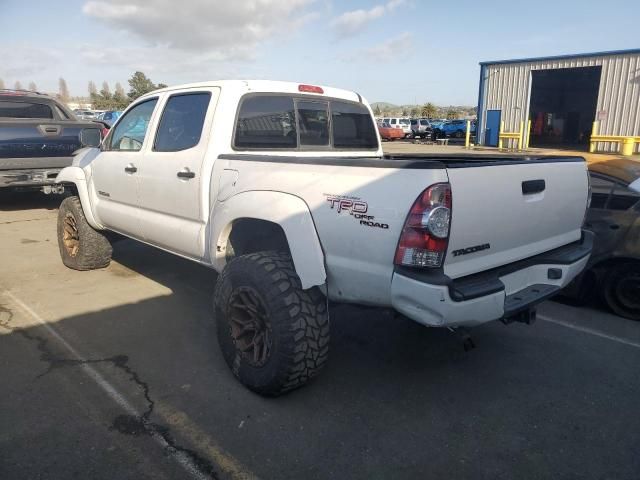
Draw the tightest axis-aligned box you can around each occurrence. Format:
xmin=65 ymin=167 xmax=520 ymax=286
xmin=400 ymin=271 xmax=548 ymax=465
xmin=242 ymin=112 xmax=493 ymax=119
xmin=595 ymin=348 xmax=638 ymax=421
xmin=609 ymin=224 xmax=620 ymax=230
xmin=38 ymin=124 xmax=61 ymax=136
xmin=522 ymin=179 xmax=545 ymax=195
xmin=124 ymin=164 xmax=137 ymax=174
xmin=177 ymin=168 xmax=195 ymax=179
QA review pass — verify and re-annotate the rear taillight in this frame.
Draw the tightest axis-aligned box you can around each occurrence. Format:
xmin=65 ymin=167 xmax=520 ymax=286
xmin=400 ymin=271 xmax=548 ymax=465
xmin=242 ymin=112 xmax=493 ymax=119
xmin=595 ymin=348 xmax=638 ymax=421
xmin=394 ymin=183 xmax=452 ymax=268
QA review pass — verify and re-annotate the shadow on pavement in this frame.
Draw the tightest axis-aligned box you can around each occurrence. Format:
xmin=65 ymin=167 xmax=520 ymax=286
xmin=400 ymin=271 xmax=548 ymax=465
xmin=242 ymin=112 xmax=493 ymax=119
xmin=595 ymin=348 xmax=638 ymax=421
xmin=2 ymin=237 xmax=639 ymax=479
xmin=0 ymin=190 xmax=64 ymax=211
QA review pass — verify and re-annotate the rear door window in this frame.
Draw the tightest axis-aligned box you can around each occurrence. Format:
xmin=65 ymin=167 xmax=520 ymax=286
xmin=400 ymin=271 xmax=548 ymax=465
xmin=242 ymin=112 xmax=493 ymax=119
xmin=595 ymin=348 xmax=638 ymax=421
xmin=609 ymin=184 xmax=640 ymax=210
xmin=589 ymin=174 xmax=615 ymax=209
xmin=331 ymin=101 xmax=377 ymax=149
xmin=0 ymin=101 xmax=53 ymax=119
xmin=235 ymin=96 xmax=297 ymax=149
xmin=154 ymin=92 xmax=211 ymax=152
xmin=297 ymin=100 xmax=329 ymax=147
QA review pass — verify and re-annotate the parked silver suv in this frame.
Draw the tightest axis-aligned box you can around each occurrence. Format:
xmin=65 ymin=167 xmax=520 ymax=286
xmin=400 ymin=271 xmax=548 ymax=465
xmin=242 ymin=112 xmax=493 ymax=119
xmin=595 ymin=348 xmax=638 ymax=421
xmin=410 ymin=118 xmax=434 ymax=139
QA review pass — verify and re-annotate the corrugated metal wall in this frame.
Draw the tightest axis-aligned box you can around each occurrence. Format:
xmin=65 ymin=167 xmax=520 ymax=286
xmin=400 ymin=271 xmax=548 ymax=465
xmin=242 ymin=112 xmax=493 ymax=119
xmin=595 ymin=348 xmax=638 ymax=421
xmin=478 ymin=52 xmax=640 ymax=152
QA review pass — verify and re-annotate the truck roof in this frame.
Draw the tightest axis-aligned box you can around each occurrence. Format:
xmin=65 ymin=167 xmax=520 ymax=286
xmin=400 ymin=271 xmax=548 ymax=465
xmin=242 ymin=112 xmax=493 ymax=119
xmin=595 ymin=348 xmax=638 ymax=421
xmin=0 ymin=89 xmax=52 ymax=100
xmin=139 ymin=80 xmax=364 ymax=105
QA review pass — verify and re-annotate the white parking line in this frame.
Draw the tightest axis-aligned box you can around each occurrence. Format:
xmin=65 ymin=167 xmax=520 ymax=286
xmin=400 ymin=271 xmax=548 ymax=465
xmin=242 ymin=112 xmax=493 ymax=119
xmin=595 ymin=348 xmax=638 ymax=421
xmin=3 ymin=290 xmax=254 ymax=480
xmin=538 ymin=314 xmax=640 ymax=350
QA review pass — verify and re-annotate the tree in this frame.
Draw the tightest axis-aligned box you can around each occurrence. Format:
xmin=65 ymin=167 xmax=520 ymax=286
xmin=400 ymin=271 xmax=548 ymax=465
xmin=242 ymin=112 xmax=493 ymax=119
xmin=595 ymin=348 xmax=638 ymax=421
xmin=410 ymin=107 xmax=420 ymax=118
xmin=127 ymin=71 xmax=156 ymax=100
xmin=58 ymin=78 xmax=70 ymax=102
xmin=0 ymin=78 xmax=5 ymax=89
xmin=374 ymin=105 xmax=381 ymax=116
xmin=28 ymin=81 xmax=37 ymax=91
xmin=112 ymin=82 xmax=128 ymax=108
xmin=401 ymin=108 xmax=409 ymax=117
xmin=88 ymin=81 xmax=97 ymax=97
xmin=100 ymin=81 xmax=111 ymax=100
xmin=421 ymin=102 xmax=437 ymax=118
xmin=14 ymin=81 xmax=23 ymax=90
xmin=156 ymin=83 xmax=168 ymax=89
xmin=446 ymin=108 xmax=460 ymax=120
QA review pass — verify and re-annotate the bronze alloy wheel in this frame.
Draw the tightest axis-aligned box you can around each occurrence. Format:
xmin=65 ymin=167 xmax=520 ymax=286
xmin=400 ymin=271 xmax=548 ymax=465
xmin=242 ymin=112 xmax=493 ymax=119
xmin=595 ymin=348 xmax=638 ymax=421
xmin=62 ymin=213 xmax=80 ymax=257
xmin=228 ymin=286 xmax=272 ymax=367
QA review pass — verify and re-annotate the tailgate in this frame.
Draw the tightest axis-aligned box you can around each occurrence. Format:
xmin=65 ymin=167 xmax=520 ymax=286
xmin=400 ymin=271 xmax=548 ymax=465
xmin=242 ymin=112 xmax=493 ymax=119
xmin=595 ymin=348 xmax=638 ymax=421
xmin=0 ymin=123 xmax=85 ymax=162
xmin=444 ymin=158 xmax=589 ymax=279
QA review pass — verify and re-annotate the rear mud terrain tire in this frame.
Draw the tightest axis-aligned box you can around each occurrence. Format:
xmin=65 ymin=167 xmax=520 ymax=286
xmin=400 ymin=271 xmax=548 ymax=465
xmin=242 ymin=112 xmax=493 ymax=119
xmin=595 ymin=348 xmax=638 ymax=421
xmin=57 ymin=196 xmax=112 ymax=270
xmin=603 ymin=264 xmax=640 ymax=321
xmin=214 ymin=251 xmax=330 ymax=396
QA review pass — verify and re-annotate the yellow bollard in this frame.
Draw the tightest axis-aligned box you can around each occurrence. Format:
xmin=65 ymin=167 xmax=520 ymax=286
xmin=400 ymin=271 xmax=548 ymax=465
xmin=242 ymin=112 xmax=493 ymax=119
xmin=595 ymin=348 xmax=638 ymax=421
xmin=590 ymin=121 xmax=599 ymax=153
xmin=526 ymin=119 xmax=532 ymax=149
xmin=621 ymin=137 xmax=635 ymax=156
xmin=518 ymin=121 xmax=524 ymax=150
xmin=498 ymin=121 xmax=504 ymax=149
xmin=465 ymin=120 xmax=471 ymax=149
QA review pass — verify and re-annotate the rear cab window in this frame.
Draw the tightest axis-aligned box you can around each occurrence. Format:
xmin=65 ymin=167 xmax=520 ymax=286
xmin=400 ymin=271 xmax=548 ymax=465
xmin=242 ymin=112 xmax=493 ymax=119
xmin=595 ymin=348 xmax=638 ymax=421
xmin=154 ymin=92 xmax=211 ymax=152
xmin=0 ymin=100 xmax=53 ymax=119
xmin=233 ymin=94 xmax=377 ymax=151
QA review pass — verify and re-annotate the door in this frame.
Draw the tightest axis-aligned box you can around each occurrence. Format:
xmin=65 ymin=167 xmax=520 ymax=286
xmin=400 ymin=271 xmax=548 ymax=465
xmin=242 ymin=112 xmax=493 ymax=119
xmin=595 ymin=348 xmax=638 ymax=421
xmin=585 ymin=173 xmax=639 ymax=262
xmin=136 ymin=89 xmax=219 ymax=258
xmin=91 ymin=98 xmax=159 ymax=237
xmin=485 ymin=110 xmax=501 ymax=146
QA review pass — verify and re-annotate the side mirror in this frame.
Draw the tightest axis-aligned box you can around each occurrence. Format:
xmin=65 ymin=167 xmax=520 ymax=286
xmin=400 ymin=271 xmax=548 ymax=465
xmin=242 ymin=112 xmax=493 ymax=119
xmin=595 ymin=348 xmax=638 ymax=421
xmin=80 ymin=128 xmax=102 ymax=148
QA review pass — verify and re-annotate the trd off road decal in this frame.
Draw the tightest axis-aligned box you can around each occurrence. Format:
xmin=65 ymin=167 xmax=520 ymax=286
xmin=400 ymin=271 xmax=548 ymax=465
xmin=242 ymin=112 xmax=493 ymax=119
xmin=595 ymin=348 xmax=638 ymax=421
xmin=324 ymin=194 xmax=389 ymax=229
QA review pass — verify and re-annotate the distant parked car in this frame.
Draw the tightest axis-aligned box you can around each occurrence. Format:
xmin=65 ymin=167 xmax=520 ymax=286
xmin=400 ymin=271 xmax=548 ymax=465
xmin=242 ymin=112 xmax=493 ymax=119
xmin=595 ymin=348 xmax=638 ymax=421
xmin=74 ymin=110 xmax=97 ymax=120
xmin=409 ymin=118 xmax=434 ymax=139
xmin=97 ymin=110 xmax=122 ymax=127
xmin=440 ymin=119 xmax=469 ymax=138
xmin=378 ymin=122 xmax=405 ymax=141
xmin=382 ymin=117 xmax=412 ymax=137
xmin=0 ymin=90 xmax=100 ymax=193
xmin=563 ymin=158 xmax=640 ymax=320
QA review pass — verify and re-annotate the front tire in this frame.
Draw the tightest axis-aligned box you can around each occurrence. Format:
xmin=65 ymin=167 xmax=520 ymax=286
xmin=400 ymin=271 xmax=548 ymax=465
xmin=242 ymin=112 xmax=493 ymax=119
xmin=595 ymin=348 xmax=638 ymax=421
xmin=214 ymin=251 xmax=330 ymax=396
xmin=603 ymin=264 xmax=640 ymax=320
xmin=57 ymin=196 xmax=112 ymax=270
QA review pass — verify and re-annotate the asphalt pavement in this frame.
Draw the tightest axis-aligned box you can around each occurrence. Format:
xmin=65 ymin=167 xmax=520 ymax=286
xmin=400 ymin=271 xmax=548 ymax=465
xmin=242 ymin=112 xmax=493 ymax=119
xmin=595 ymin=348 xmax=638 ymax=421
xmin=1 ymin=191 xmax=639 ymax=480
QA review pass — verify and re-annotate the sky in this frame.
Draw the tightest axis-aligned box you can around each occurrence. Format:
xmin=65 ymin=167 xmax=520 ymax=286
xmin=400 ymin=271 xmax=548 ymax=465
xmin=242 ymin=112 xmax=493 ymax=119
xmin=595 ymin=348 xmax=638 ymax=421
xmin=0 ymin=0 xmax=638 ymax=106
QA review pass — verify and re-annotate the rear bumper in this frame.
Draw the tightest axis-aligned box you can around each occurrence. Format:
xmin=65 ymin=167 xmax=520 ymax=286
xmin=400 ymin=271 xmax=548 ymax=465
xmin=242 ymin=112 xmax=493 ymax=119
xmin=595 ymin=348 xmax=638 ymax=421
xmin=390 ymin=230 xmax=593 ymax=327
xmin=0 ymin=168 xmax=64 ymax=188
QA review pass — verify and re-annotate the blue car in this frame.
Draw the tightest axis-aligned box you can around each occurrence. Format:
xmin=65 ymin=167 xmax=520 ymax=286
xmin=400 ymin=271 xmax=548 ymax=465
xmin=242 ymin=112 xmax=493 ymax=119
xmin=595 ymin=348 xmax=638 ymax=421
xmin=98 ymin=110 xmax=122 ymax=127
xmin=441 ymin=120 xmax=476 ymax=138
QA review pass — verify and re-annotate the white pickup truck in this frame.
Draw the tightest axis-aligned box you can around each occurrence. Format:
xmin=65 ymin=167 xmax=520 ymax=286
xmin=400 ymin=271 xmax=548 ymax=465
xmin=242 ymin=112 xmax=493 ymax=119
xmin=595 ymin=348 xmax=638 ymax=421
xmin=56 ymin=80 xmax=593 ymax=395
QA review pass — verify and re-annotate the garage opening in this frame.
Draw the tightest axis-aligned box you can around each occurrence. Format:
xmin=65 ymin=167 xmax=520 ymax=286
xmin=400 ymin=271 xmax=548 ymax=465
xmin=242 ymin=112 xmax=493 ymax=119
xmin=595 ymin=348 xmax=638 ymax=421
xmin=528 ymin=66 xmax=601 ymax=150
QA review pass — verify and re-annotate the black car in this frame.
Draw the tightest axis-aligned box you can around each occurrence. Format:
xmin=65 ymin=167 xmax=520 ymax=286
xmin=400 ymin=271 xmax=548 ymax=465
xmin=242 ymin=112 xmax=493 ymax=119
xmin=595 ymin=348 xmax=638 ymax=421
xmin=0 ymin=89 xmax=101 ymax=192
xmin=565 ymin=158 xmax=640 ymax=319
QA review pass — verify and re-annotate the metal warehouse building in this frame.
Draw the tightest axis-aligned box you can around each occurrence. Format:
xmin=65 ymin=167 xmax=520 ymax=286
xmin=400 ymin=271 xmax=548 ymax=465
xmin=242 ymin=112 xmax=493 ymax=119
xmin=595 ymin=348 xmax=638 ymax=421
xmin=476 ymin=48 xmax=640 ymax=152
